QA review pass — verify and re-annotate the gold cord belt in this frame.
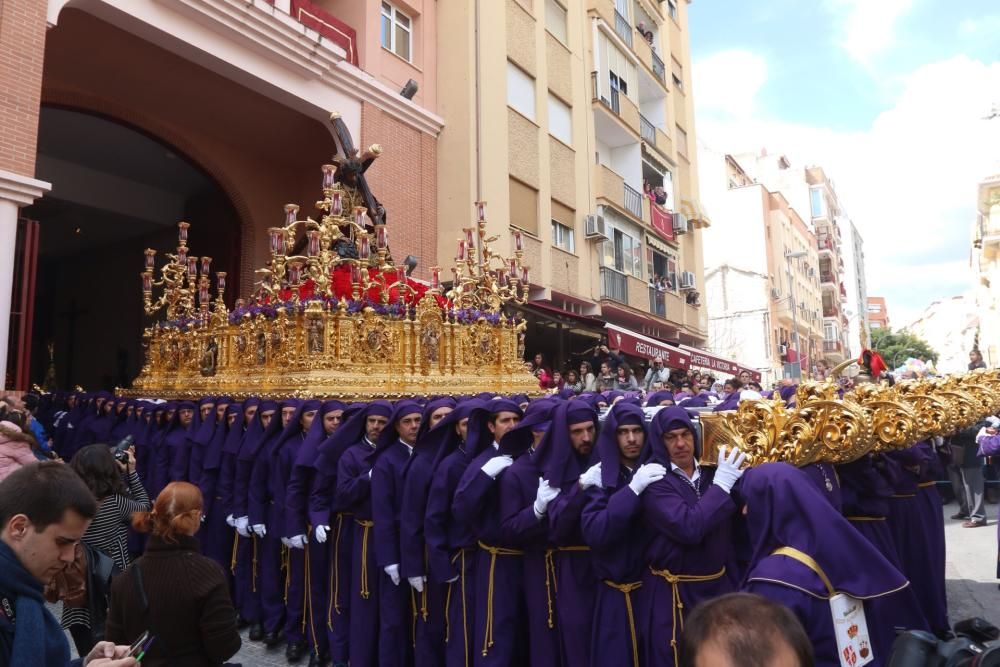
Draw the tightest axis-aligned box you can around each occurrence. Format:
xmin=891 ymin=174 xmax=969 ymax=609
xmin=649 ymin=565 xmax=726 ymax=666
xmin=230 ymin=532 xmax=240 ymax=575
xmin=477 ymin=541 xmax=524 ymax=656
xmin=891 ymin=493 xmax=916 ymax=498
xmin=356 ymin=519 xmax=375 ymax=599
xmin=303 ymin=527 xmax=313 ymax=639
xmin=444 ymin=549 xmax=471 ymax=667
xmin=918 ymin=481 xmax=936 ymax=488
xmin=846 ymin=516 xmax=886 ymax=521
xmin=604 ymin=580 xmax=642 ymax=667
xmin=328 ymin=513 xmax=345 ymax=630
xmin=251 ymin=534 xmax=258 ymax=593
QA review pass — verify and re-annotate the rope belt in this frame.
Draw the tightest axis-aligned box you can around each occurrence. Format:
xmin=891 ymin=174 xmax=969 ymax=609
xmin=328 ymin=513 xmax=345 ymax=630
xmin=252 ymin=534 xmax=258 ymax=593
xmin=444 ymin=548 xmax=472 ymax=666
xmin=890 ymin=493 xmax=916 ymax=498
xmin=303 ymin=527 xmax=313 ymax=638
xmin=771 ymin=546 xmax=835 ymax=596
xmin=917 ymin=481 xmax=936 ymax=488
xmin=282 ymin=545 xmax=291 ymax=603
xmin=846 ymin=516 xmax=886 ymax=522
xmin=649 ymin=565 xmax=726 ymax=666
xmin=544 ymin=549 xmax=557 ymax=629
xmin=604 ymin=580 xmax=643 ymax=667
xmin=478 ymin=541 xmax=524 ymax=656
xmin=356 ymin=519 xmax=375 ymax=599
xmin=230 ymin=532 xmax=240 ymax=575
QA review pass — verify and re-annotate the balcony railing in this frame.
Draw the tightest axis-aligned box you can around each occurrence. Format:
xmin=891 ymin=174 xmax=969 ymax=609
xmin=600 ymin=267 xmax=629 ymax=304
xmin=820 ymin=272 xmax=836 ymax=284
xmin=823 ymin=341 xmax=842 ymax=353
xmin=639 ymin=114 xmax=656 ymax=144
xmin=614 ymin=10 xmax=633 ymax=47
xmin=651 ymin=50 xmax=666 ymax=84
xmin=649 ymin=287 xmax=666 ymax=317
xmin=624 ymin=183 xmax=643 ymax=219
xmin=817 ymin=236 xmax=835 ymax=252
xmin=608 ymin=86 xmax=621 ymax=114
xmin=823 ymin=306 xmax=838 ymax=318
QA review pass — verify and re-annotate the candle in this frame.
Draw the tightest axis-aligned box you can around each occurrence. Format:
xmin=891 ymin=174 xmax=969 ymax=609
xmin=141 ymin=272 xmax=152 ymax=293
xmin=514 ymin=231 xmax=523 ymax=252
xmin=376 ymin=225 xmax=387 ymax=249
xmin=476 ymin=201 xmax=487 ymax=223
xmin=351 ymin=264 xmax=361 ymax=284
xmin=289 ymin=262 xmax=301 ymax=284
xmin=201 ymin=256 xmax=212 ymax=275
xmin=187 ymin=257 xmax=198 ymax=278
xmin=457 ymin=239 xmax=466 ymax=262
xmin=509 ymin=258 xmax=518 ymax=276
xmin=464 ymin=228 xmax=474 ymax=248
xmin=396 ymin=266 xmax=406 ymax=285
xmin=176 ymin=246 xmax=188 ymax=264
xmin=144 ymin=248 xmax=156 ymax=269
xmin=216 ymin=272 xmax=226 ymax=292
xmin=199 ymin=277 xmax=210 ymax=304
xmin=177 ymin=221 xmax=189 ymax=242
xmin=354 ymin=207 xmax=366 ymax=230
xmin=284 ymin=204 xmax=299 ymax=226
xmin=497 ymin=269 xmax=507 ymax=286
xmin=331 ymin=191 xmax=343 ymax=216
xmin=322 ymin=164 xmax=336 ymax=189
xmin=358 ymin=234 xmax=370 ymax=260
xmin=521 ymin=266 xmax=530 ymax=284
xmin=430 ymin=267 xmax=440 ymax=290
xmin=307 ymin=230 xmax=320 ymax=257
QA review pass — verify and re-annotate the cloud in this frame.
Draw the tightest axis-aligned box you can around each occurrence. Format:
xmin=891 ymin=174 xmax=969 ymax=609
xmin=827 ymin=0 xmax=914 ymax=66
xmin=694 ymin=53 xmax=1000 ymax=329
xmin=692 ymin=50 xmax=768 ymax=119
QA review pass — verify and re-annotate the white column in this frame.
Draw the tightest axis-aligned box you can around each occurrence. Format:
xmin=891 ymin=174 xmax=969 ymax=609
xmin=0 ymin=169 xmax=51 ymax=389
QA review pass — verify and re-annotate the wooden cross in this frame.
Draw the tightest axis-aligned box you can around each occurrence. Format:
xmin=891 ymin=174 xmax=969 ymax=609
xmin=330 ymin=113 xmax=384 ymax=227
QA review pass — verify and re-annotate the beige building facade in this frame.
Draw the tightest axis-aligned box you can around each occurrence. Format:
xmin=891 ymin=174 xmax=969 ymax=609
xmin=437 ymin=0 xmax=709 ymax=368
xmin=973 ymin=173 xmax=1000 ymax=367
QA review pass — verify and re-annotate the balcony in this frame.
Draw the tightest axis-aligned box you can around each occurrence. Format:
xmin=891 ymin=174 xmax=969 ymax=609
xmin=817 ymin=236 xmax=836 ymax=254
xmin=613 ymin=10 xmax=633 ymax=47
xmin=601 ymin=268 xmax=629 ymax=304
xmin=823 ymin=341 xmax=842 ymax=353
xmin=624 ymin=183 xmax=643 ymax=218
xmin=591 ymin=72 xmax=641 ymax=140
xmin=268 ymin=0 xmax=358 ymax=64
xmin=640 ymin=113 xmax=656 ymax=143
xmin=649 ymin=286 xmax=666 ymax=317
xmin=823 ymin=305 xmax=839 ymax=318
xmin=651 ymin=50 xmax=666 ymax=84
xmin=820 ymin=272 xmax=836 ymax=286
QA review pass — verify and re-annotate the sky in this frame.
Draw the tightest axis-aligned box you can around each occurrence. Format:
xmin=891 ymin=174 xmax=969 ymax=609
xmin=688 ymin=0 xmax=1000 ymax=328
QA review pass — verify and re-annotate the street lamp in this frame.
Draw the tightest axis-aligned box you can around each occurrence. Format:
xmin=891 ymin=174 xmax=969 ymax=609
xmin=785 ymin=251 xmax=808 ymax=379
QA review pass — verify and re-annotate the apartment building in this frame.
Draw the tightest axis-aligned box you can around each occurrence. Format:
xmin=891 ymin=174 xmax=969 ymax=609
xmin=699 ymin=147 xmax=824 ymax=383
xmin=437 ymin=0 xmax=712 ymax=370
xmin=840 ymin=217 xmax=870 ymax=357
xmin=972 ymin=173 xmax=1000 ymax=367
xmin=867 ymin=296 xmax=890 ymax=330
xmin=2 ymin=0 xmax=443 ymax=388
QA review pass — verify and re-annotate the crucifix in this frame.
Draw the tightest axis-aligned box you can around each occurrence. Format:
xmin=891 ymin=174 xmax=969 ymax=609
xmin=329 ymin=112 xmax=385 ymax=227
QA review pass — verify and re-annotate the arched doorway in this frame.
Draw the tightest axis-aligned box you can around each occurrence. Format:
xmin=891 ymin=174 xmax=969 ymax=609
xmin=22 ymin=106 xmax=242 ymax=389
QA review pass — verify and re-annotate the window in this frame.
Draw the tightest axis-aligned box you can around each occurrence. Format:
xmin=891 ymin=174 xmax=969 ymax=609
xmin=548 ymin=94 xmax=572 ymax=144
xmin=824 ymin=323 xmax=838 ymax=342
xmin=606 ymin=228 xmax=642 ymax=278
xmin=667 ymin=0 xmax=678 ymax=21
xmin=507 ymin=62 xmax=536 ymax=120
xmin=809 ymin=188 xmax=825 ymax=218
xmin=381 ymin=2 xmax=412 ymax=62
xmin=870 ymin=322 xmax=882 ymax=330
xmin=614 ymin=0 xmax=629 ymax=21
xmin=545 ymin=0 xmax=568 ymax=44
xmin=646 ymin=248 xmax=677 ymax=291
xmin=671 ymin=58 xmax=684 ymax=92
xmin=600 ymin=35 xmax=635 ymax=99
xmin=867 ymin=303 xmax=881 ymax=313
xmin=509 ymin=177 xmax=539 ymax=235
xmin=676 ymin=125 xmax=688 ymax=157
xmin=551 ymin=221 xmax=575 ymax=253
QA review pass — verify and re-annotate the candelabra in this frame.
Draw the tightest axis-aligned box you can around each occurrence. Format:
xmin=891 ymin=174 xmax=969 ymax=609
xmin=142 ymin=222 xmax=227 ymax=323
xmin=447 ymin=201 xmax=530 ymax=312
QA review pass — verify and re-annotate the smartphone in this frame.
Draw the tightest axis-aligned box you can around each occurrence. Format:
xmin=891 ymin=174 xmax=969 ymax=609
xmin=128 ymin=631 xmax=150 ymax=658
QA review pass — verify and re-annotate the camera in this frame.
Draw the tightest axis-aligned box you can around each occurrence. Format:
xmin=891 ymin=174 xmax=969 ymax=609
xmin=888 ymin=618 xmax=1000 ymax=666
xmin=111 ymin=435 xmax=134 ymax=465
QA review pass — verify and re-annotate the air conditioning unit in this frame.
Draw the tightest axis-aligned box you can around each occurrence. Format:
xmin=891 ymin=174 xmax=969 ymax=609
xmin=585 ymin=214 xmax=608 ymax=239
xmin=807 ymin=267 xmax=816 ymax=278
xmin=679 ymin=271 xmax=696 ymax=290
xmin=672 ymin=212 xmax=688 ymax=235
xmin=770 ymin=288 xmax=781 ymax=300
xmin=778 ymin=343 xmax=788 ymax=355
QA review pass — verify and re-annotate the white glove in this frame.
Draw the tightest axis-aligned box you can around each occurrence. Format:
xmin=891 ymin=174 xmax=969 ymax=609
xmin=445 ymin=574 xmax=460 ymax=584
xmin=225 ymin=514 xmax=236 ymax=527
xmin=368 ymin=468 xmax=373 ymax=478
xmin=280 ymin=536 xmax=292 ymax=548
xmin=628 ymin=463 xmax=667 ymax=496
xmin=251 ymin=523 xmax=266 ymax=538
xmin=289 ymin=534 xmax=307 ymax=549
xmin=481 ymin=455 xmax=514 ymax=479
xmin=235 ymin=516 xmax=250 ymax=537
xmin=579 ymin=462 xmax=602 ymax=490
xmin=713 ymin=445 xmax=747 ymax=494
xmin=384 ymin=563 xmax=401 ymax=586
xmin=532 ymin=477 xmax=560 ymax=519
xmin=408 ymin=575 xmax=426 ymax=592
xmin=315 ymin=525 xmax=329 ymax=543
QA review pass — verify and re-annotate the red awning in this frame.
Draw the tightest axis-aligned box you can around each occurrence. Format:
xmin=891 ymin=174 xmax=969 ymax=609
xmin=605 ymin=323 xmax=690 ymax=370
xmin=680 ymin=344 xmax=761 ymax=382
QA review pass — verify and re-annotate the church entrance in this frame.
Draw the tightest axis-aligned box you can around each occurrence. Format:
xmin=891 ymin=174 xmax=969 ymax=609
xmin=20 ymin=106 xmax=242 ymax=390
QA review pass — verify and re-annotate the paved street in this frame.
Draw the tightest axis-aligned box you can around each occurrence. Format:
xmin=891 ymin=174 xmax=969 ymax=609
xmin=51 ymin=498 xmax=1000 ymax=665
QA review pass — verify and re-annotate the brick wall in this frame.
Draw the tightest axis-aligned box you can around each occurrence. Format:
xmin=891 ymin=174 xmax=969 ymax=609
xmin=361 ymin=102 xmax=438 ymax=278
xmin=0 ymin=0 xmax=46 ymax=176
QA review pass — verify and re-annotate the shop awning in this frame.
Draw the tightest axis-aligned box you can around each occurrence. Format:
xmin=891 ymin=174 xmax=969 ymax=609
xmin=605 ymin=323 xmax=690 ymax=369
xmin=679 ymin=344 xmax=761 ymax=382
